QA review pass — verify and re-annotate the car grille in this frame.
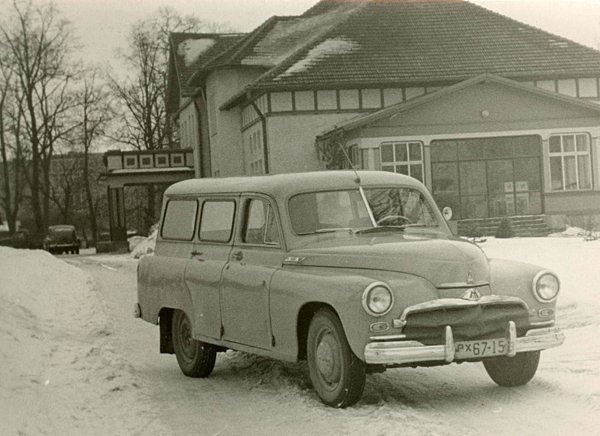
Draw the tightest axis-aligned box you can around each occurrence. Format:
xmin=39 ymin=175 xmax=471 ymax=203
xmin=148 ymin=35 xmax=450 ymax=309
xmin=402 ymin=303 xmax=529 ymax=345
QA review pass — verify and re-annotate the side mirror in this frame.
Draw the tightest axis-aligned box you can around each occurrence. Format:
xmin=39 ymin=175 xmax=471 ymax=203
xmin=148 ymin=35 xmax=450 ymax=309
xmin=442 ymin=206 xmax=453 ymax=221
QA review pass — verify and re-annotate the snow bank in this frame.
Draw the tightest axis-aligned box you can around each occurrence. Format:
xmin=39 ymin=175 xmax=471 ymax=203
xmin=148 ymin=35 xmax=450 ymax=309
xmin=0 ymin=247 xmax=166 ymax=434
xmin=129 ymin=228 xmax=157 ymax=259
xmin=177 ymin=38 xmax=215 ymax=66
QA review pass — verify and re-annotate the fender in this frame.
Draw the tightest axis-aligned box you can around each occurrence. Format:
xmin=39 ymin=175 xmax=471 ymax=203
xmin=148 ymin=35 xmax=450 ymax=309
xmin=269 ymin=266 xmax=438 ymax=361
xmin=137 ymin=255 xmax=194 ymax=324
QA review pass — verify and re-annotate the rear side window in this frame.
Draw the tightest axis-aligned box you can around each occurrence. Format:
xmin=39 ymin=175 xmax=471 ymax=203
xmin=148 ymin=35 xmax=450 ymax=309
xmin=243 ymin=199 xmax=280 ymax=246
xmin=161 ymin=199 xmax=198 ymax=240
xmin=199 ymin=200 xmax=236 ymax=242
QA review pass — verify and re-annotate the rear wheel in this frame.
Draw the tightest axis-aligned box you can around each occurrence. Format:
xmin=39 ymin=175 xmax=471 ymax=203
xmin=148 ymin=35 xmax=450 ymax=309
xmin=172 ymin=310 xmax=216 ymax=377
xmin=307 ymin=309 xmax=366 ymax=407
xmin=483 ymin=351 xmax=540 ymax=387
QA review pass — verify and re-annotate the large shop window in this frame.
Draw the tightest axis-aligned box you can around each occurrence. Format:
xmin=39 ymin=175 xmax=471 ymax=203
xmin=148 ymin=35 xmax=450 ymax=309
xmin=549 ymin=134 xmax=592 ymax=191
xmin=430 ymin=136 xmax=542 ymax=220
xmin=380 ymin=142 xmax=423 ymax=182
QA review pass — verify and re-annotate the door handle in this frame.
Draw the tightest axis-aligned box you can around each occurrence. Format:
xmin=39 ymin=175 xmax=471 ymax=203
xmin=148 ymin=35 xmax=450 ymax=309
xmin=190 ymin=250 xmax=203 ymax=257
xmin=232 ymin=250 xmax=243 ymax=261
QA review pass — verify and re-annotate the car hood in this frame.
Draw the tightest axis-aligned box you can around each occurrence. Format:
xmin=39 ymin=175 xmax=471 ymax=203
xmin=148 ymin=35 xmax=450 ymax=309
xmin=287 ymin=233 xmax=489 ymax=288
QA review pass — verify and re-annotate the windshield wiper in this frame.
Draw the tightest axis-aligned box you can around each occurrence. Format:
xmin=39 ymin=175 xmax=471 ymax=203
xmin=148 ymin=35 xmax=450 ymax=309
xmin=308 ymin=228 xmax=354 ymax=235
xmin=354 ymin=226 xmax=405 ymax=235
xmin=398 ymin=223 xmax=438 ymax=229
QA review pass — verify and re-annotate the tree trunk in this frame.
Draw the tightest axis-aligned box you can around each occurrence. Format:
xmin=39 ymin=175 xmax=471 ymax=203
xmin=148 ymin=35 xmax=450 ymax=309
xmin=83 ymin=146 xmax=98 ymax=245
xmin=145 ymin=184 xmax=156 ymax=235
xmin=24 ymin=88 xmax=45 ymax=235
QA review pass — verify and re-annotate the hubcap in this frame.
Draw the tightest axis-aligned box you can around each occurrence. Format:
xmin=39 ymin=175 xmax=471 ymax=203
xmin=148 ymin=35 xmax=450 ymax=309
xmin=315 ymin=332 xmax=341 ymax=385
xmin=179 ymin=316 xmax=195 ymax=359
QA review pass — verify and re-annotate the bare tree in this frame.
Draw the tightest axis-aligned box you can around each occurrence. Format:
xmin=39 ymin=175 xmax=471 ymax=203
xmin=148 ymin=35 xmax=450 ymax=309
xmin=47 ymin=152 xmax=80 ymax=223
xmin=0 ymin=0 xmax=78 ymax=235
xmin=110 ymin=7 xmax=224 ymax=232
xmin=76 ymin=68 xmax=112 ymax=245
xmin=0 ymin=53 xmax=26 ymax=234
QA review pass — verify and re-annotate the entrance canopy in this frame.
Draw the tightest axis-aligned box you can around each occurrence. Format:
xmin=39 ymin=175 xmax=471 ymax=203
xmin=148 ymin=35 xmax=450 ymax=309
xmin=102 ymin=149 xmax=195 ymax=242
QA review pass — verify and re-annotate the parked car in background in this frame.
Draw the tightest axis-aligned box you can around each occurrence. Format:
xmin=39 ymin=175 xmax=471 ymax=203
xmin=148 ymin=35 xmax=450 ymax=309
xmin=0 ymin=229 xmax=31 ymax=249
xmin=43 ymin=225 xmax=80 ymax=254
xmin=136 ymin=171 xmax=564 ymax=407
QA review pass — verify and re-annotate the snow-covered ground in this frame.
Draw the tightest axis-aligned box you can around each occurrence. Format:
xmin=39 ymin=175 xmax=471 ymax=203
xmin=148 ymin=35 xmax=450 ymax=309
xmin=0 ymin=235 xmax=599 ymax=435
xmin=0 ymin=247 xmax=168 ymax=435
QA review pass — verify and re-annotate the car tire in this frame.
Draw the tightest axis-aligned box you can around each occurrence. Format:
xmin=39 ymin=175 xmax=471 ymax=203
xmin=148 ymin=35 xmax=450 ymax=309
xmin=483 ymin=350 xmax=540 ymax=387
xmin=307 ymin=309 xmax=366 ymax=408
xmin=75 ymin=248 xmax=80 ymax=255
xmin=172 ymin=309 xmax=216 ymax=378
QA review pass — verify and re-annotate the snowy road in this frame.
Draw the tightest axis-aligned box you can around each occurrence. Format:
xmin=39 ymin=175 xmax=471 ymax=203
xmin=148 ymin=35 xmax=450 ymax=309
xmin=62 ymin=238 xmax=600 ymax=436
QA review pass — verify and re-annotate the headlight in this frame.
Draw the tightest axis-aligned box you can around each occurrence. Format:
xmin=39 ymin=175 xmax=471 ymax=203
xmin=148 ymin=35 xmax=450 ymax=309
xmin=362 ymin=282 xmax=394 ymax=316
xmin=532 ymin=271 xmax=560 ymax=302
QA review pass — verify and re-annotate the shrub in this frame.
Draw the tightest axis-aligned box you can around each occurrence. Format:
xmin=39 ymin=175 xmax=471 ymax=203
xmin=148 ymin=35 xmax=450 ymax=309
xmin=464 ymin=223 xmax=483 ymax=240
xmin=582 ymin=215 xmax=599 ymax=241
xmin=495 ymin=218 xmax=514 ymax=239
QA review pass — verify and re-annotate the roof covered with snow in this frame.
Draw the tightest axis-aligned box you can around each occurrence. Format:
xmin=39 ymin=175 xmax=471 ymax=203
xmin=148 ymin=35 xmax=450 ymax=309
xmin=200 ymin=2 xmax=362 ymax=71
xmin=167 ymin=32 xmax=245 ymax=112
xmin=188 ymin=0 xmax=600 ymax=107
xmin=255 ymin=0 xmax=600 ymax=90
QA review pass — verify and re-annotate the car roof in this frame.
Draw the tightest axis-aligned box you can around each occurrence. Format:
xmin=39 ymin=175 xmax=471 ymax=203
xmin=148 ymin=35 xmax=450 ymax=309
xmin=165 ymin=170 xmax=423 ymax=199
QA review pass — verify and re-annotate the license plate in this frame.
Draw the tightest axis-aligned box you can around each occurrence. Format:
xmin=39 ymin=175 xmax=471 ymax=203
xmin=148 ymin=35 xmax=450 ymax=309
xmin=454 ymin=338 xmax=507 ymax=359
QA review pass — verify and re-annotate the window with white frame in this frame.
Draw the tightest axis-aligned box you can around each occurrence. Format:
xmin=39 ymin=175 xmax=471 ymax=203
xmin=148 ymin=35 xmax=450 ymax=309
xmin=380 ymin=141 xmax=424 ymax=182
xmin=549 ymin=133 xmax=592 ymax=191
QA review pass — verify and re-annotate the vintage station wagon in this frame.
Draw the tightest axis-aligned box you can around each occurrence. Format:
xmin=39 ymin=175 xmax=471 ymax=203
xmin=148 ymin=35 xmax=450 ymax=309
xmin=135 ymin=171 xmax=564 ymax=407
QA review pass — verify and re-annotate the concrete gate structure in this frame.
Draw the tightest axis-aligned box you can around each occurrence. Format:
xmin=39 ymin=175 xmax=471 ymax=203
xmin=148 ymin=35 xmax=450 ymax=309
xmin=102 ymin=149 xmax=195 ymax=248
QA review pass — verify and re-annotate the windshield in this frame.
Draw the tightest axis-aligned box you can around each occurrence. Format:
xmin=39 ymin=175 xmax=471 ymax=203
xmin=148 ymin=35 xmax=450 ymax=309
xmin=288 ymin=187 xmax=440 ymax=235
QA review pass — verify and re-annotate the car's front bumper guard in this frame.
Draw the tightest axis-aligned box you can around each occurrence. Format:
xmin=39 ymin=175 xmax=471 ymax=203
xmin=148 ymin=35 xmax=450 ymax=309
xmin=364 ymin=321 xmax=565 ymax=365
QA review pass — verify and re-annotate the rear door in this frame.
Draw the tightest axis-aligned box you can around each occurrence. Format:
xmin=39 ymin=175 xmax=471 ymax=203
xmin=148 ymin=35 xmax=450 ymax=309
xmin=184 ymin=197 xmax=237 ymax=340
xmin=220 ymin=195 xmax=284 ymax=349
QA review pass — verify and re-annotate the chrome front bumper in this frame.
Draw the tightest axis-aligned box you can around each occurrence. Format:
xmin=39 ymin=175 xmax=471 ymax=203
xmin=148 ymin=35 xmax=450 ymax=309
xmin=364 ymin=321 xmax=565 ymax=365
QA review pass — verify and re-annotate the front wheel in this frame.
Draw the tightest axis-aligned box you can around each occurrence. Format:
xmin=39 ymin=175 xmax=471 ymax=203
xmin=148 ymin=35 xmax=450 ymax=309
xmin=307 ymin=309 xmax=366 ymax=407
xmin=172 ymin=310 xmax=216 ymax=377
xmin=483 ymin=351 xmax=540 ymax=387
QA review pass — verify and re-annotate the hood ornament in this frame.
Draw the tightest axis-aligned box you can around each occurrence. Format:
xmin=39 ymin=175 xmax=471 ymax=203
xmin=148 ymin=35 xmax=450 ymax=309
xmin=467 ymin=270 xmax=475 ymax=285
xmin=462 ymin=288 xmax=481 ymax=301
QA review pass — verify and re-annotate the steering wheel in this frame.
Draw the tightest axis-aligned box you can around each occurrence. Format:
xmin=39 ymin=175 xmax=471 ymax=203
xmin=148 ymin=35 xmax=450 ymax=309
xmin=376 ymin=215 xmax=413 ymax=226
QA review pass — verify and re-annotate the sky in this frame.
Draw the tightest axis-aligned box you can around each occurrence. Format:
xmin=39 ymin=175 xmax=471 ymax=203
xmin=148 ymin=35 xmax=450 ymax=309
xmin=50 ymin=0 xmax=600 ymax=69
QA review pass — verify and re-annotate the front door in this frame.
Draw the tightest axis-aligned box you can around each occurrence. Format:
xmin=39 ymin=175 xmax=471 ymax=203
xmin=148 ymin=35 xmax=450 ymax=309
xmin=220 ymin=196 xmax=284 ymax=349
xmin=184 ymin=198 xmax=237 ymax=340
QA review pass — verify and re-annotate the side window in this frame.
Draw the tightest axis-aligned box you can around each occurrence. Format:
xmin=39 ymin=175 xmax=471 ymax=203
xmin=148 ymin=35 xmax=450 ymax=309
xmin=199 ymin=200 xmax=235 ymax=242
xmin=161 ymin=199 xmax=198 ymax=240
xmin=243 ymin=199 xmax=280 ymax=246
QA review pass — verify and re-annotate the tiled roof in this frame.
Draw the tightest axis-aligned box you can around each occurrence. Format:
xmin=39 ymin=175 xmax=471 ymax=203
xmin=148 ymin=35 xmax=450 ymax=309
xmin=170 ymin=32 xmax=245 ymax=97
xmin=219 ymin=0 xmax=600 ymax=96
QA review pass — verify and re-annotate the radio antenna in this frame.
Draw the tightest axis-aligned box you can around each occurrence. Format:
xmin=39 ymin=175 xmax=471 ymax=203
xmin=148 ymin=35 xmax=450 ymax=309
xmin=336 ymin=140 xmax=377 ymax=227
xmin=336 ymin=140 xmax=361 ymax=185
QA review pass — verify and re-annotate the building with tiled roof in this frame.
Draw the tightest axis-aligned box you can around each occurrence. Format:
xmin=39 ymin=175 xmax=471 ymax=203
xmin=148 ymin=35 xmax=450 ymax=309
xmin=171 ymin=0 xmax=600 ymax=229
